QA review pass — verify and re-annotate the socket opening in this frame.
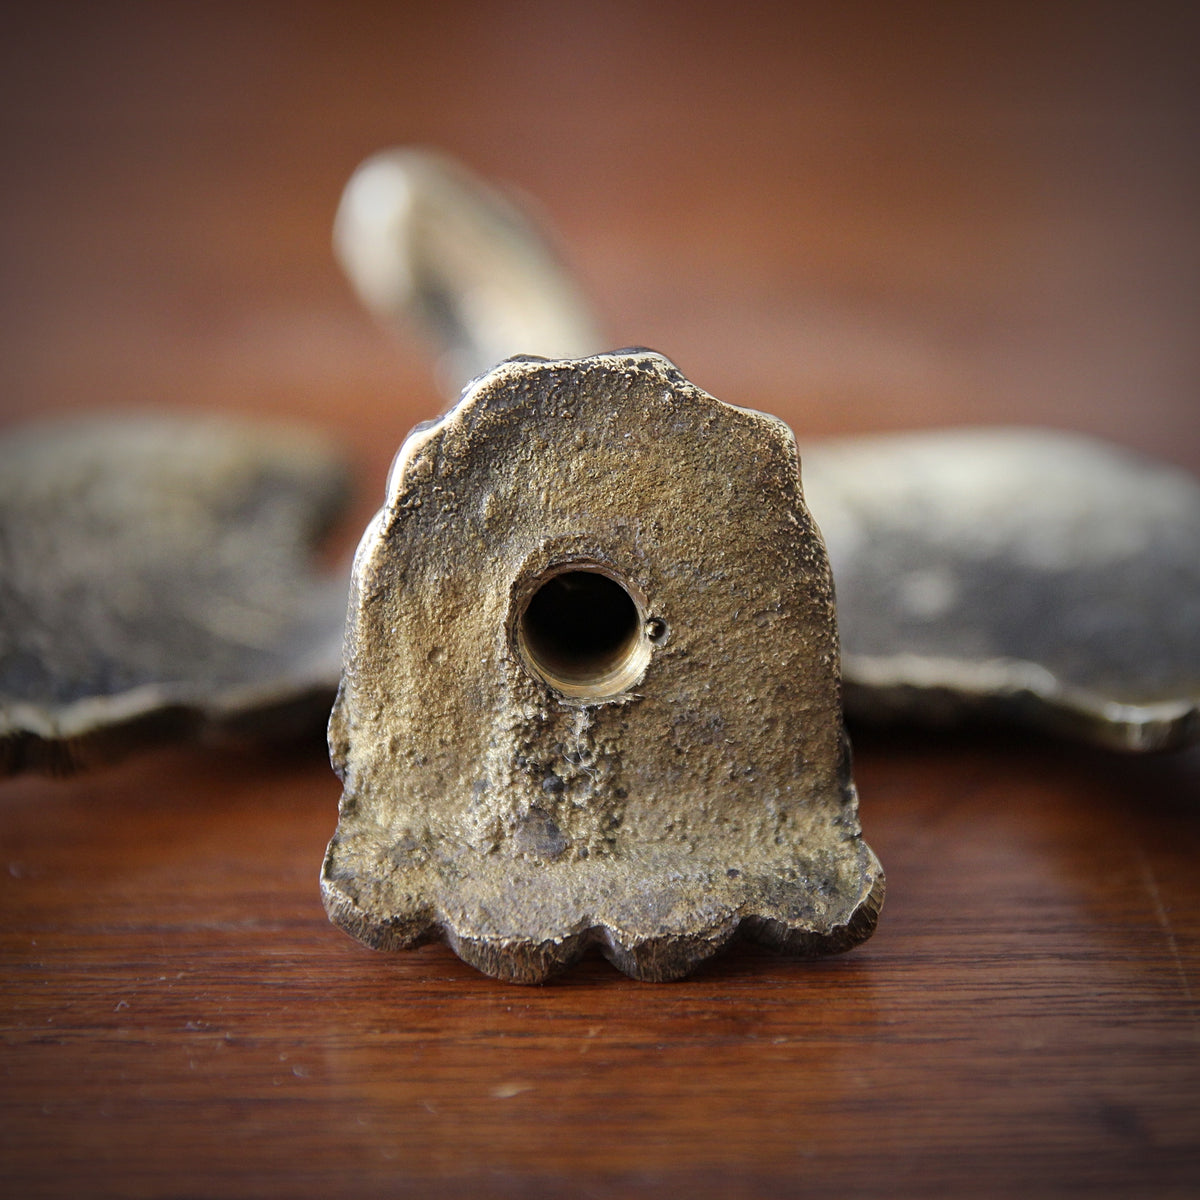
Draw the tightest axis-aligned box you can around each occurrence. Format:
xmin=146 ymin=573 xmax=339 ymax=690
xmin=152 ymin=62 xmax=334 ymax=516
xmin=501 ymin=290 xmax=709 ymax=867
xmin=517 ymin=566 xmax=651 ymax=700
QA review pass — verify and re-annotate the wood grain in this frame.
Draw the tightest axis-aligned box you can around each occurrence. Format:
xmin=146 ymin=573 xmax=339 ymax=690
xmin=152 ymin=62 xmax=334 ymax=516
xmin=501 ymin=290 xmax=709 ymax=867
xmin=2 ymin=4 xmax=1198 ymax=1196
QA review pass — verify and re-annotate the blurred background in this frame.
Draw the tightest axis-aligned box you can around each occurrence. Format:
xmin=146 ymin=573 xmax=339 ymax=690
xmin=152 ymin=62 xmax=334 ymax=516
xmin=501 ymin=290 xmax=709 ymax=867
xmin=1 ymin=0 xmax=1197 ymax=531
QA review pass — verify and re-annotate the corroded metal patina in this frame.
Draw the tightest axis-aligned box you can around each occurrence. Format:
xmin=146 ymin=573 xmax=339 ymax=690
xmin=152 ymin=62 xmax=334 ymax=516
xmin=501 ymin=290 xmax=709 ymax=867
xmin=322 ymin=351 xmax=884 ymax=982
xmin=0 ymin=416 xmax=349 ymax=774
xmin=804 ymin=430 xmax=1200 ymax=751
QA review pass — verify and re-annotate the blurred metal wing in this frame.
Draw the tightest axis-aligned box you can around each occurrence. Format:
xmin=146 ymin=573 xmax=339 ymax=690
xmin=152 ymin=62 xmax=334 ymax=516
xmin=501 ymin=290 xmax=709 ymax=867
xmin=803 ymin=430 xmax=1200 ymax=751
xmin=0 ymin=416 xmax=350 ymax=774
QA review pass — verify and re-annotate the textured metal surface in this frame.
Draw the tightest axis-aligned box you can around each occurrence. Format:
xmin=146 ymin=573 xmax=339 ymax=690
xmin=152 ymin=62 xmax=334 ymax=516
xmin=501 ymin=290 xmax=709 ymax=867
xmin=0 ymin=416 xmax=350 ymax=774
xmin=804 ymin=429 xmax=1200 ymax=750
xmin=322 ymin=352 xmax=883 ymax=983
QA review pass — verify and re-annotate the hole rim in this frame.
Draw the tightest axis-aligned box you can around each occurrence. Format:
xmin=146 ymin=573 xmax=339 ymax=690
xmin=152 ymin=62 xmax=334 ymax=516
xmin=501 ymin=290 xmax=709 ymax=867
xmin=513 ymin=561 xmax=654 ymax=702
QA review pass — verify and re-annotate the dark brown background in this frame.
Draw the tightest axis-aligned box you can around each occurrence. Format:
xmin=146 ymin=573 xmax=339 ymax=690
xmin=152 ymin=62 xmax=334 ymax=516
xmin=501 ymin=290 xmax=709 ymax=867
xmin=2 ymin=3 xmax=1198 ymax=1197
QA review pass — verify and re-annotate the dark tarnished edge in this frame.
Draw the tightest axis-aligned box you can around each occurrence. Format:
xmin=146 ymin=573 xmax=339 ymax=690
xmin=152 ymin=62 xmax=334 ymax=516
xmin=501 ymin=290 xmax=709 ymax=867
xmin=1 ymin=683 xmax=340 ymax=777
xmin=0 ymin=415 xmax=352 ymax=778
xmin=842 ymin=658 xmax=1200 ymax=753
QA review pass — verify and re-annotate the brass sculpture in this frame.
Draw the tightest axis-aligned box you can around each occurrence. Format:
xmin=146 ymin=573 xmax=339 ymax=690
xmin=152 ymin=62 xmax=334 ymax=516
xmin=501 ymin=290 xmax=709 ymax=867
xmin=321 ymin=351 xmax=884 ymax=982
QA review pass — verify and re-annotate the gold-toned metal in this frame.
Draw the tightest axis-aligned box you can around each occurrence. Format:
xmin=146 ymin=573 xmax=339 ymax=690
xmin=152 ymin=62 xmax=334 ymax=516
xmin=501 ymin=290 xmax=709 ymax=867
xmin=321 ymin=351 xmax=884 ymax=983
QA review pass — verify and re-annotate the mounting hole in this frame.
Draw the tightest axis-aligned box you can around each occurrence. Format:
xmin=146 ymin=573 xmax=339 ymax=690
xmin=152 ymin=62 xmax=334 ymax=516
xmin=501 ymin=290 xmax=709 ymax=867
xmin=517 ymin=566 xmax=652 ymax=699
xmin=646 ymin=617 xmax=669 ymax=644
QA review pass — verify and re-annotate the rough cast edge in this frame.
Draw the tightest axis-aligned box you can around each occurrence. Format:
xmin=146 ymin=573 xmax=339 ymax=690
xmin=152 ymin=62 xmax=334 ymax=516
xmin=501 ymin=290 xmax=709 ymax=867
xmin=319 ymin=851 xmax=885 ymax=985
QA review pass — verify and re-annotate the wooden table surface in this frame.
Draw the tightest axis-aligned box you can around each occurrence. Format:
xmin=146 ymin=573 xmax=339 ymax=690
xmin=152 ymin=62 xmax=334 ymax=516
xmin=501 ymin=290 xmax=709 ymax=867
xmin=2 ymin=4 xmax=1198 ymax=1197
